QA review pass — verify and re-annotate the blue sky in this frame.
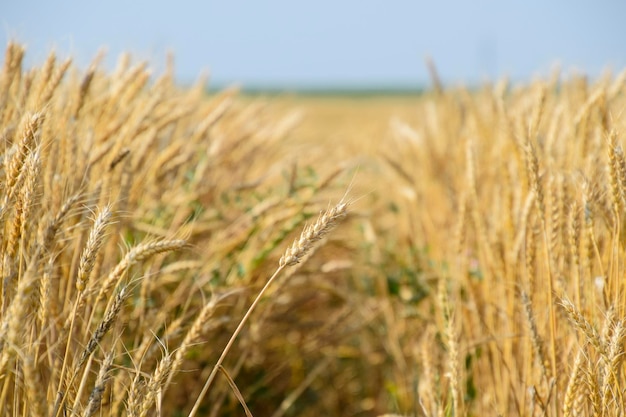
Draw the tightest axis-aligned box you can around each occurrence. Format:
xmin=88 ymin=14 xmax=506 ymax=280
xmin=1 ymin=1 xmax=625 ymax=89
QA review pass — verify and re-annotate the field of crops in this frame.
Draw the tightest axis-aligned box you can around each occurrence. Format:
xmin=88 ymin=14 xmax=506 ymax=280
xmin=1 ymin=42 xmax=626 ymax=416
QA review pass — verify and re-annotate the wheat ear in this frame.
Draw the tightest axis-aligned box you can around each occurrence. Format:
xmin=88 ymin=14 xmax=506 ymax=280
xmin=139 ymin=353 xmax=173 ymax=417
xmin=0 ymin=43 xmax=24 ymax=116
xmin=90 ymin=239 xmax=187 ymax=326
xmin=22 ymin=353 xmax=46 ymax=417
xmin=562 ymin=348 xmax=586 ymax=417
xmin=76 ymin=205 xmax=112 ymax=292
xmin=521 ymin=291 xmax=551 ymax=381
xmin=559 ymin=297 xmax=608 ymax=359
xmin=53 ymin=286 xmax=129 ymax=417
xmin=280 ymin=201 xmax=348 ymax=267
xmin=3 ymin=112 xmax=44 ymax=207
xmin=83 ymin=351 xmax=115 ymax=417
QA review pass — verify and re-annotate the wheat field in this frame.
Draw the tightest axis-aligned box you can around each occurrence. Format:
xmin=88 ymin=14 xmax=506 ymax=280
xmin=1 ymin=42 xmax=626 ymax=416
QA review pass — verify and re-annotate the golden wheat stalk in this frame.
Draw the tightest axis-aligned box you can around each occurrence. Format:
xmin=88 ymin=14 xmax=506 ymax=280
xmin=188 ymin=198 xmax=349 ymax=417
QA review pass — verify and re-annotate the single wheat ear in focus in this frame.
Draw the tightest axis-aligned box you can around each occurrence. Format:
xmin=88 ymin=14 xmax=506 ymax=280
xmin=280 ymin=200 xmax=349 ymax=267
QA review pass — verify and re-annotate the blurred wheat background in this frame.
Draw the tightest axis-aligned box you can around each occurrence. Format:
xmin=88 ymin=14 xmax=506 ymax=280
xmin=1 ymin=40 xmax=626 ymax=417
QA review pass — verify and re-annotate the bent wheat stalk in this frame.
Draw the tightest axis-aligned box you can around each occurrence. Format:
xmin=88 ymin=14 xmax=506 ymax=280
xmin=188 ymin=198 xmax=349 ymax=417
